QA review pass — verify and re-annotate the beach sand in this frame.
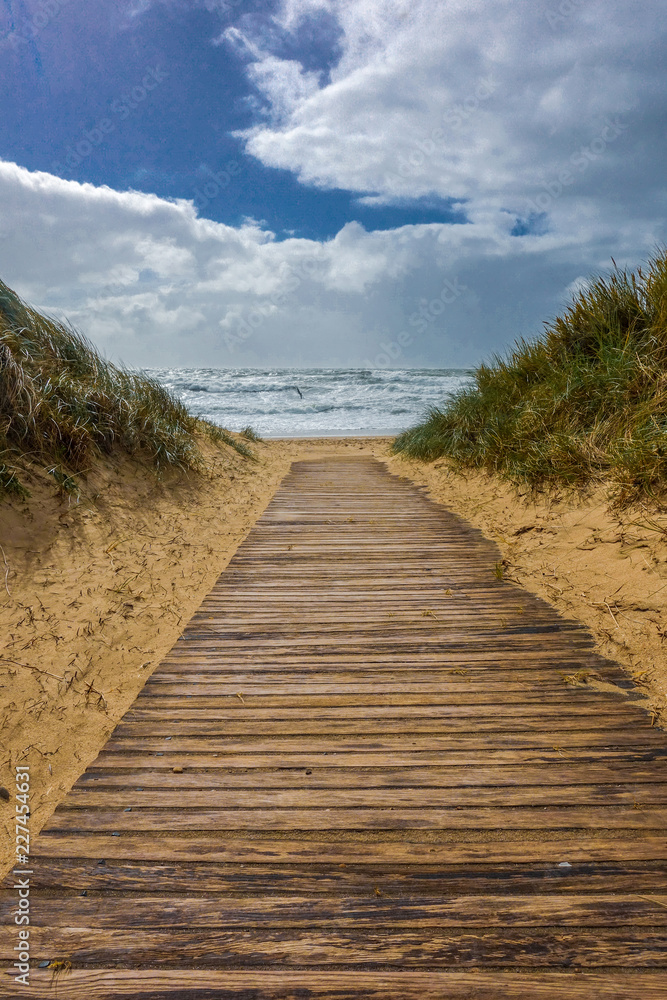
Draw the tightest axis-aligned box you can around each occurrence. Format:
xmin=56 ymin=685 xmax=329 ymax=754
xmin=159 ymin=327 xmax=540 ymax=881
xmin=1 ymin=435 xmax=665 ymax=876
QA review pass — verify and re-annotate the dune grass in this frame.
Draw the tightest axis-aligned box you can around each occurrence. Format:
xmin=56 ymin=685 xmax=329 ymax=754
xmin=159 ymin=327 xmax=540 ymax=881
xmin=241 ymin=426 xmax=263 ymax=443
xmin=0 ymin=279 xmax=254 ymax=496
xmin=393 ymin=249 xmax=667 ymax=505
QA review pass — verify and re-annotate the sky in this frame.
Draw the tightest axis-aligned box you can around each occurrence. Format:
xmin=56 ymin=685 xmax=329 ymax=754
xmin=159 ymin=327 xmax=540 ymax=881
xmin=0 ymin=0 xmax=666 ymax=368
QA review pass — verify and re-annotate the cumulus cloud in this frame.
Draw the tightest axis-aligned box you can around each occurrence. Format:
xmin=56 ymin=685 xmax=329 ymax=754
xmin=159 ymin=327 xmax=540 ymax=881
xmin=1 ymin=149 xmax=664 ymax=370
xmin=222 ymin=27 xmax=322 ymax=123
xmin=233 ymin=0 xmax=667 ymax=241
xmin=0 ymin=160 xmax=473 ymax=366
xmin=1 ymin=0 xmax=666 ymax=369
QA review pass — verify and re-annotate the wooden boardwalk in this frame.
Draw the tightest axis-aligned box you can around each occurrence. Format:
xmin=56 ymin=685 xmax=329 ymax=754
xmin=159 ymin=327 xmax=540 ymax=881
xmin=3 ymin=456 xmax=667 ymax=997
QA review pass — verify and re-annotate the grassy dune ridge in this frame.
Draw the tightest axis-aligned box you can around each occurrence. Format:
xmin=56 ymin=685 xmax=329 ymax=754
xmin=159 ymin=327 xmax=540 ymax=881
xmin=0 ymin=280 xmax=254 ymax=496
xmin=394 ymin=250 xmax=667 ymax=505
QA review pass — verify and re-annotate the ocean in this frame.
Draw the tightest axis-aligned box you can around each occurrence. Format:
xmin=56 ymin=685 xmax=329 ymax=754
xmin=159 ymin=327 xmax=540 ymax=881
xmin=148 ymin=368 xmax=474 ymax=438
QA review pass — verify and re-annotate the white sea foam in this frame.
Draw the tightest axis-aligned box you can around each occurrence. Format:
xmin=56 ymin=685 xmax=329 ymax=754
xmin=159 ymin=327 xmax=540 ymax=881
xmin=147 ymin=368 xmax=474 ymax=437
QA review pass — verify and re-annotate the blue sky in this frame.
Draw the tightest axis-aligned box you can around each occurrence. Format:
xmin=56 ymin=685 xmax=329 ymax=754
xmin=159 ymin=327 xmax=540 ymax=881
xmin=1 ymin=0 xmax=461 ymax=238
xmin=0 ymin=0 xmax=666 ymax=367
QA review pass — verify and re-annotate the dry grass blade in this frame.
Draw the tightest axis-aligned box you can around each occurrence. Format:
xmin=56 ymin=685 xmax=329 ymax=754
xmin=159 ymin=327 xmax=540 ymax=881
xmin=0 ymin=656 xmax=108 ymax=710
xmin=0 ymin=544 xmax=10 ymax=595
xmin=0 ymin=279 xmax=255 ymax=494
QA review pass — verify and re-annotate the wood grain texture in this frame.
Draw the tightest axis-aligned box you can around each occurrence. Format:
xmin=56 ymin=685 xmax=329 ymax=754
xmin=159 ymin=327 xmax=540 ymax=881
xmin=74 ymin=761 xmax=667 ymax=787
xmin=29 ymin=833 xmax=667 ymax=863
xmin=21 ymin=858 xmax=667 ymax=895
xmin=3 ymin=456 xmax=667 ymax=996
xmin=44 ymin=804 xmax=667 ymax=831
xmin=2 ymin=925 xmax=667 ymax=966
xmin=64 ymin=781 xmax=667 ymax=807
xmin=3 ymin=893 xmax=667 ymax=927
xmin=4 ymin=970 xmax=667 ymax=999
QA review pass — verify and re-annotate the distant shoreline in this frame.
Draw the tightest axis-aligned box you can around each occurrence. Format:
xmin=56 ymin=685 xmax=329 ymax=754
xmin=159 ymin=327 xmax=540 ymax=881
xmin=263 ymin=431 xmax=397 ymax=440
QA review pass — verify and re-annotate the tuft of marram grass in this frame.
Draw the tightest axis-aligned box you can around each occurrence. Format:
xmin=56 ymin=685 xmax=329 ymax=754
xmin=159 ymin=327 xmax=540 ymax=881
xmin=199 ymin=421 xmax=257 ymax=459
xmin=0 ymin=279 xmax=254 ymax=495
xmin=393 ymin=248 xmax=667 ymax=506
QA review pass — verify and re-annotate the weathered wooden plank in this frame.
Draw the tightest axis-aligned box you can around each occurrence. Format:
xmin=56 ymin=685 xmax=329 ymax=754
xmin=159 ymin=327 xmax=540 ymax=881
xmin=2 ymin=925 xmax=666 ymax=966
xmin=164 ymin=637 xmax=596 ymax=652
xmin=122 ymin=703 xmax=641 ymax=721
xmin=75 ymin=762 xmax=667 ymax=789
xmin=91 ymin=747 xmax=667 ymax=769
xmin=149 ymin=667 xmax=629 ymax=682
xmin=4 ymin=893 xmax=667 ymax=928
xmin=151 ymin=662 xmax=636 ymax=685
xmin=44 ymin=803 xmax=667 ymax=831
xmin=190 ymin=608 xmax=564 ymax=624
xmin=192 ymin=620 xmax=566 ymax=631
xmin=21 ymin=858 xmax=667 ymax=895
xmin=157 ymin=645 xmax=622 ymax=661
xmin=160 ymin=646 xmax=600 ymax=659
xmin=100 ymin=731 xmax=667 ymax=753
xmin=64 ymin=782 xmax=667 ymax=809
xmin=141 ymin=668 xmax=601 ymax=681
xmin=32 ymin=834 xmax=667 ymax=863
xmin=150 ymin=669 xmax=633 ymax=689
xmin=111 ymin=715 xmax=647 ymax=737
xmin=136 ymin=684 xmax=628 ymax=699
xmin=5 ymin=970 xmax=666 ymax=999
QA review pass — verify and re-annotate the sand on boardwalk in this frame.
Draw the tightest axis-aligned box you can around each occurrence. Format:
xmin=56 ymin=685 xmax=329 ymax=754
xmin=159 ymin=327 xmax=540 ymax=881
xmin=1 ymin=435 xmax=665 ymax=877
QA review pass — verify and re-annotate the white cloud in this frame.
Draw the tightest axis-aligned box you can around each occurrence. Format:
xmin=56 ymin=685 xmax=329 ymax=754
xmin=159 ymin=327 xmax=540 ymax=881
xmin=247 ymin=54 xmax=322 ymax=122
xmin=0 ymin=160 xmax=463 ymax=365
xmin=1 ymin=149 xmax=664 ymax=370
xmin=1 ymin=1 xmax=664 ymax=372
xmin=232 ymin=0 xmax=666 ymax=244
xmin=3 ymin=0 xmax=667 ymax=371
